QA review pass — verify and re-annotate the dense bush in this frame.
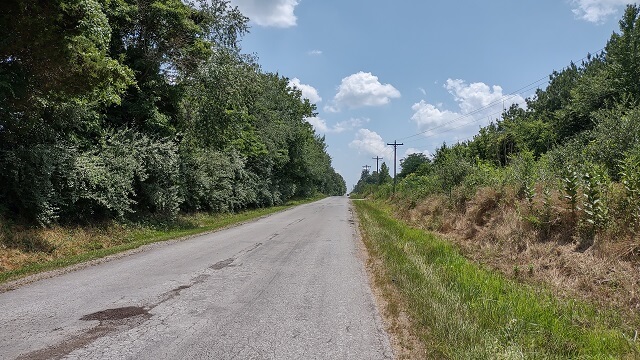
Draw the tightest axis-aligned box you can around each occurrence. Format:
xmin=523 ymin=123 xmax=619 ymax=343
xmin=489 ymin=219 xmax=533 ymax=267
xmin=0 ymin=0 xmax=346 ymax=225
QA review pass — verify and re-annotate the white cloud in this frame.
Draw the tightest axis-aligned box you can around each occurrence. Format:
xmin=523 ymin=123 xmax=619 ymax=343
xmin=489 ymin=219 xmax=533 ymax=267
xmin=230 ymin=0 xmax=299 ymax=27
xmin=289 ymin=78 xmax=322 ymax=103
xmin=418 ymin=87 xmax=427 ymax=96
xmin=571 ymin=0 xmax=632 ymax=23
xmin=325 ymin=72 xmax=401 ymax=112
xmin=349 ymin=129 xmax=394 ymax=160
xmin=410 ymin=79 xmax=525 ymax=138
xmin=445 ymin=79 xmax=511 ymax=114
xmin=308 ymin=50 xmax=323 ymax=56
xmin=410 ymin=101 xmax=460 ymax=133
xmin=305 ymin=117 xmax=369 ymax=134
xmin=305 ymin=116 xmax=329 ymax=133
xmin=333 ymin=118 xmax=370 ymax=133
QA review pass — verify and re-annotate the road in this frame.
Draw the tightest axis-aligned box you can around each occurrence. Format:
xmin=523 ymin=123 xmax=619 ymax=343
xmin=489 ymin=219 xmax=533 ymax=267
xmin=0 ymin=197 xmax=392 ymax=360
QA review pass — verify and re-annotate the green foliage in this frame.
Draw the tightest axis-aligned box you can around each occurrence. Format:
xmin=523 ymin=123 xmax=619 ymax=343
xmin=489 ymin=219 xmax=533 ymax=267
xmin=605 ymin=4 xmax=640 ymax=100
xmin=378 ymin=162 xmax=392 ymax=185
xmin=619 ymin=149 xmax=640 ymax=230
xmin=433 ymin=144 xmax=474 ymax=195
xmin=562 ymin=168 xmax=580 ymax=219
xmin=0 ymin=0 xmax=343 ymax=225
xmin=398 ymin=153 xmax=430 ymax=179
xmin=460 ymin=159 xmax=505 ymax=198
xmin=352 ymin=169 xmax=375 ymax=195
xmin=355 ymin=200 xmax=638 ymax=358
xmin=0 ymin=0 xmax=134 ymax=105
xmin=0 ymin=144 xmax=76 ymax=224
xmin=583 ymin=104 xmax=640 ymax=179
xmin=579 ymin=165 xmax=610 ymax=247
xmin=505 ymin=150 xmax=537 ymax=197
xmin=395 ymin=174 xmax=439 ymax=204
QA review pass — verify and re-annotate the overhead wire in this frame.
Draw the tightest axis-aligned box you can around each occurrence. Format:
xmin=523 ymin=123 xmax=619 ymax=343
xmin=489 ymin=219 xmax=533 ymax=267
xmin=397 ymin=76 xmax=548 ymax=142
xmin=396 ymin=47 xmax=607 ymax=152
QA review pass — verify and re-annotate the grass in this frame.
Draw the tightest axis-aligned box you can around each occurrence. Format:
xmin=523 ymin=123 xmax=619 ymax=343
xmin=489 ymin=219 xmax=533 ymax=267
xmin=0 ymin=197 xmax=321 ymax=284
xmin=354 ymin=199 xmax=639 ymax=359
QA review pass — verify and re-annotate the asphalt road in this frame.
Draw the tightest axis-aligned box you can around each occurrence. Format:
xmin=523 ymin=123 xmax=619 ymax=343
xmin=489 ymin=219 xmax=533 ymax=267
xmin=0 ymin=197 xmax=392 ymax=359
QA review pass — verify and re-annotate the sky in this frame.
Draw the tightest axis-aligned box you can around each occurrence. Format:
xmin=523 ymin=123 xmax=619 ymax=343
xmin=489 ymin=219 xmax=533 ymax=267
xmin=228 ymin=0 xmax=634 ymax=190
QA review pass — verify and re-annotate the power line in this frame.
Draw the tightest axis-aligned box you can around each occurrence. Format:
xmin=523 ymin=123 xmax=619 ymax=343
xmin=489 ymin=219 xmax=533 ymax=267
xmin=396 ymin=47 xmax=607 ymax=144
xmin=408 ymin=109 xmax=505 ymax=147
xmin=399 ymin=81 xmax=545 ymax=143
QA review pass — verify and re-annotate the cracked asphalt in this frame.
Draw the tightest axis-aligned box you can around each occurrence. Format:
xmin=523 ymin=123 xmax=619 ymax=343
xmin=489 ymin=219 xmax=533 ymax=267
xmin=0 ymin=197 xmax=393 ymax=359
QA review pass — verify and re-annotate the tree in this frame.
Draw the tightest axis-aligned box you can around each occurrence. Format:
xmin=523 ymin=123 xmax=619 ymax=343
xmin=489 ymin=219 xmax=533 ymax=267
xmin=352 ymin=169 xmax=373 ymax=194
xmin=398 ymin=153 xmax=430 ymax=179
xmin=605 ymin=4 xmax=640 ymax=100
xmin=0 ymin=0 xmax=344 ymax=223
xmin=378 ymin=163 xmax=392 ymax=184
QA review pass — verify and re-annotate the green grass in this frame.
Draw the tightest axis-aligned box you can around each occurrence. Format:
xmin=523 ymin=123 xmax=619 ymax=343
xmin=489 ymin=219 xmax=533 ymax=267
xmin=354 ymin=200 xmax=639 ymax=359
xmin=0 ymin=197 xmax=321 ymax=284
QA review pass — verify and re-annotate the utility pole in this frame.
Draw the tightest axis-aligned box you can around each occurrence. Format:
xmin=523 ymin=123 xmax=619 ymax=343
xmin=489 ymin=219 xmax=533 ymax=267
xmin=372 ymin=156 xmax=383 ymax=173
xmin=362 ymin=165 xmax=371 ymax=173
xmin=387 ymin=140 xmax=404 ymax=193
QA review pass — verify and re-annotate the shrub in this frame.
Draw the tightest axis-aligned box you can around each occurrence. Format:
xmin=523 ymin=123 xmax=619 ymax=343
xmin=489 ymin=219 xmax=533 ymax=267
xmin=72 ymin=128 xmax=182 ymax=220
xmin=0 ymin=144 xmax=76 ymax=224
xmin=505 ymin=150 xmax=537 ymax=197
xmin=433 ymin=151 xmax=473 ymax=195
xmin=179 ymin=147 xmax=244 ymax=213
xmin=619 ymin=148 xmax=640 ymax=231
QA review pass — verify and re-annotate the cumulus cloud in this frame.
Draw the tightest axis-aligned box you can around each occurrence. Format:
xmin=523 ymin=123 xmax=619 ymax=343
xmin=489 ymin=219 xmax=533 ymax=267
xmin=333 ymin=118 xmax=370 ymax=133
xmin=308 ymin=50 xmax=323 ymax=56
xmin=445 ymin=79 xmax=512 ymax=114
xmin=410 ymin=101 xmax=460 ymax=132
xmin=571 ymin=0 xmax=632 ymax=23
xmin=230 ymin=0 xmax=299 ymax=27
xmin=410 ymin=79 xmax=525 ymax=137
xmin=349 ymin=129 xmax=394 ymax=160
xmin=305 ymin=117 xmax=329 ymax=133
xmin=289 ymin=78 xmax=322 ymax=103
xmin=305 ymin=117 xmax=369 ymax=134
xmin=325 ymin=72 xmax=401 ymax=112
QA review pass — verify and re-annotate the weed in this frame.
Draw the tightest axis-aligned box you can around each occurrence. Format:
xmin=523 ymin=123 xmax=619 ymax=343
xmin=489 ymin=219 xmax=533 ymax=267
xmin=579 ymin=168 xmax=609 ymax=249
xmin=562 ymin=168 xmax=580 ymax=227
xmin=620 ymin=153 xmax=640 ymax=232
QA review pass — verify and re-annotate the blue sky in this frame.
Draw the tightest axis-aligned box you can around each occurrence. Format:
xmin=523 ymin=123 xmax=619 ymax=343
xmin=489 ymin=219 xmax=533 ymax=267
xmin=229 ymin=0 xmax=633 ymax=190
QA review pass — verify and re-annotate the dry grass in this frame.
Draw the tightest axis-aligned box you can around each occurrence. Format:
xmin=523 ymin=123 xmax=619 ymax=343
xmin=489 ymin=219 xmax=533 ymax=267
xmin=0 ymin=222 xmax=129 ymax=274
xmin=0 ymin=198 xmax=318 ymax=283
xmin=396 ymin=186 xmax=640 ymax=318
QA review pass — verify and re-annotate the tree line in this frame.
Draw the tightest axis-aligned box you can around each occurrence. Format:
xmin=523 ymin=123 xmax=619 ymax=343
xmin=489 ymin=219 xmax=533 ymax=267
xmin=0 ymin=0 xmax=346 ymax=225
xmin=356 ymin=5 xmax=640 ymax=247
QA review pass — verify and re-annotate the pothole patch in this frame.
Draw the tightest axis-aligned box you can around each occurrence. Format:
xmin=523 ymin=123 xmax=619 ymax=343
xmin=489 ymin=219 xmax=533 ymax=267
xmin=210 ymin=258 xmax=234 ymax=270
xmin=80 ymin=306 xmax=149 ymax=321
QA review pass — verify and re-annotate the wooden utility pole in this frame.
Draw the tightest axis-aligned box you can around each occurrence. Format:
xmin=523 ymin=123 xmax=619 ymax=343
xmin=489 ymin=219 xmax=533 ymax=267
xmin=372 ymin=156 xmax=383 ymax=173
xmin=387 ymin=140 xmax=404 ymax=193
xmin=362 ymin=165 xmax=371 ymax=172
